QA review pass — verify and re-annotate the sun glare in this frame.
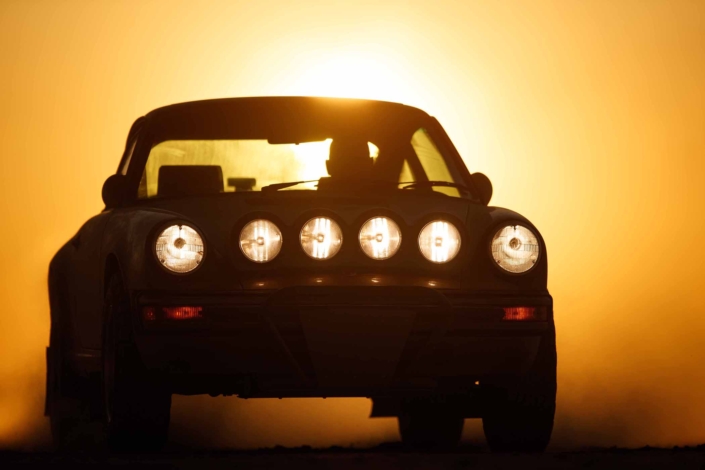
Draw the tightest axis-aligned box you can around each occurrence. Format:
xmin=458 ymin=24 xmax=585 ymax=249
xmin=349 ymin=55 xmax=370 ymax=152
xmin=291 ymin=139 xmax=331 ymax=184
xmin=283 ymin=51 xmax=416 ymax=103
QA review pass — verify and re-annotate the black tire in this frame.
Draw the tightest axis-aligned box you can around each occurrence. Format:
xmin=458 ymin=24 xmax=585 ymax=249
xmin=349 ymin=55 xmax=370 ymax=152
xmin=47 ymin=273 xmax=103 ymax=450
xmin=103 ymin=274 xmax=171 ymax=452
xmin=482 ymin=329 xmax=557 ymax=453
xmin=398 ymin=400 xmax=464 ymax=450
xmin=47 ymin=347 xmax=104 ymax=450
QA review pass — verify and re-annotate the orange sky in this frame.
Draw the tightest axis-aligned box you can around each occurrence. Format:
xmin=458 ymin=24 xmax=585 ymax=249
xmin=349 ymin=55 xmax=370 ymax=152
xmin=1 ymin=0 xmax=704 ymax=449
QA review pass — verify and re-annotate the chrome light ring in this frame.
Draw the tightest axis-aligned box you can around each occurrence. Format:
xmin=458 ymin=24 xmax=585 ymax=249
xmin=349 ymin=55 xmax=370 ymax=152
xmin=417 ymin=219 xmax=462 ymax=264
xmin=358 ymin=216 xmax=403 ymax=260
xmin=489 ymin=222 xmax=541 ymax=274
xmin=239 ymin=219 xmax=284 ymax=263
xmin=300 ymin=216 xmax=344 ymax=260
xmin=154 ymin=221 xmax=206 ymax=274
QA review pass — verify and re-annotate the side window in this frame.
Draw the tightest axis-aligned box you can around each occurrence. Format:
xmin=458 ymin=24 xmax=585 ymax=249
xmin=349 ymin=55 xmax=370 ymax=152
xmin=119 ymin=138 xmax=138 ymax=175
xmin=408 ymin=128 xmax=462 ymax=197
xmin=398 ymin=160 xmax=413 ymax=183
xmin=118 ymin=117 xmax=144 ymax=175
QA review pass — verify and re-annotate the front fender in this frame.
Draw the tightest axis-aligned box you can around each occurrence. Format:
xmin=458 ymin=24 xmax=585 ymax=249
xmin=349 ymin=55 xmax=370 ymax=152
xmin=462 ymin=206 xmax=548 ymax=292
xmin=48 ymin=241 xmax=75 ymax=333
xmin=102 ymin=208 xmax=243 ymax=296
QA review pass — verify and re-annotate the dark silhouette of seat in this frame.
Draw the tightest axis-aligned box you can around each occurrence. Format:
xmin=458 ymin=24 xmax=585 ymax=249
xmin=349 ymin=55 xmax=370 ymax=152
xmin=318 ymin=137 xmax=375 ymax=192
xmin=157 ymin=165 xmax=224 ymax=197
xmin=326 ymin=137 xmax=373 ymax=179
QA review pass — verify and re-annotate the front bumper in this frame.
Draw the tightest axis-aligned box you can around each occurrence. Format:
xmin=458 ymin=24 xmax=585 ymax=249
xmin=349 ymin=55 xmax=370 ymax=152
xmin=133 ymin=286 xmax=553 ymax=398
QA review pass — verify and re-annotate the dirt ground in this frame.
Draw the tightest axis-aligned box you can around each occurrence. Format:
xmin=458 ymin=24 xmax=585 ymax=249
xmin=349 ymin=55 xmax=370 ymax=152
xmin=2 ymin=444 xmax=704 ymax=469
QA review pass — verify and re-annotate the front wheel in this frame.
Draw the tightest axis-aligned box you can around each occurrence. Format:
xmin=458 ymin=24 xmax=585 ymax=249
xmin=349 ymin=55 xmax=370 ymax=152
xmin=481 ymin=383 xmax=555 ymax=453
xmin=103 ymin=274 xmax=171 ymax=452
xmin=398 ymin=401 xmax=464 ymax=449
xmin=482 ymin=329 xmax=557 ymax=453
xmin=47 ymin=344 xmax=103 ymax=450
xmin=47 ymin=269 xmax=103 ymax=450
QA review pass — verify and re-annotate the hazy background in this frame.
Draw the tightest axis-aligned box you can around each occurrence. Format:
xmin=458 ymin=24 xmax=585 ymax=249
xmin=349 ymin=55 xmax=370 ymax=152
xmin=1 ymin=0 xmax=703 ymax=450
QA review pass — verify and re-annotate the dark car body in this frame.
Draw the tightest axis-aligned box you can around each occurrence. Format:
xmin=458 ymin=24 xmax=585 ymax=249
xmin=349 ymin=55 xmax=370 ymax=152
xmin=47 ymin=97 xmax=555 ymax=451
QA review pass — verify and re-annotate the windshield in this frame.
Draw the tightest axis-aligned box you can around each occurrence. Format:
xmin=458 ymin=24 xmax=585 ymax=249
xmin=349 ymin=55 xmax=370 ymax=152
xmin=140 ymin=139 xmax=379 ymax=197
xmin=133 ymin=99 xmax=473 ymax=199
xmin=139 ymin=125 xmax=468 ymax=198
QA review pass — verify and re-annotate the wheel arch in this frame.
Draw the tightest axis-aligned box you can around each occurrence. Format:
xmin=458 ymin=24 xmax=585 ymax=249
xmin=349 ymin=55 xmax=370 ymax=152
xmin=103 ymin=253 xmax=124 ymax=300
xmin=48 ymin=244 xmax=74 ymax=325
xmin=102 ymin=252 xmax=140 ymax=345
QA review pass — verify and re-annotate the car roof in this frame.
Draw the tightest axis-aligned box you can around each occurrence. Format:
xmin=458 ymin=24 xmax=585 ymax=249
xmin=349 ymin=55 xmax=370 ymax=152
xmin=146 ymin=96 xmax=430 ymax=120
xmin=142 ymin=96 xmax=433 ymax=143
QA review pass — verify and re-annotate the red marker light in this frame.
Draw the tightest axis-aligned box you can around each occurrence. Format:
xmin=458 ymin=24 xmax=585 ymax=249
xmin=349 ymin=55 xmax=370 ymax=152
xmin=163 ymin=306 xmax=203 ymax=320
xmin=502 ymin=306 xmax=547 ymax=321
xmin=142 ymin=306 xmax=204 ymax=322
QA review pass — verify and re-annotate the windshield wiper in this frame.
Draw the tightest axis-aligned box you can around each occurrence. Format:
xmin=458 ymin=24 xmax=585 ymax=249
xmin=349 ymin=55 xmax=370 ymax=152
xmin=261 ymin=180 xmax=319 ymax=192
xmin=263 ymin=179 xmax=469 ymax=193
xmin=399 ymin=180 xmax=472 ymax=193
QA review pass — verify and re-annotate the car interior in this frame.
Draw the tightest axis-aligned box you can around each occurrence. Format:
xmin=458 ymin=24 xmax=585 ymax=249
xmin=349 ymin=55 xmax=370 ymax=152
xmin=157 ymin=165 xmax=224 ymax=198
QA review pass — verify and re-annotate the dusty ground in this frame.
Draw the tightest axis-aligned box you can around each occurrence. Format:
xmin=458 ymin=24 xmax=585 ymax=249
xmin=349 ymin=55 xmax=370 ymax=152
xmin=2 ymin=444 xmax=704 ymax=469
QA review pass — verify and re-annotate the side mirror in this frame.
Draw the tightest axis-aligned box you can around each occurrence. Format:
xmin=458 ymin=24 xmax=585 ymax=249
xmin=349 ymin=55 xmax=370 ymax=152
xmin=102 ymin=174 xmax=128 ymax=208
xmin=471 ymin=172 xmax=493 ymax=205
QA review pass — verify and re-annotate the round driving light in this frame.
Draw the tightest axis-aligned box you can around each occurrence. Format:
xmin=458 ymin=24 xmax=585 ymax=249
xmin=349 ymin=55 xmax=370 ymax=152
xmin=359 ymin=217 xmax=402 ymax=260
xmin=240 ymin=219 xmax=283 ymax=263
xmin=418 ymin=220 xmax=461 ymax=263
xmin=300 ymin=217 xmax=343 ymax=260
xmin=155 ymin=224 xmax=204 ymax=273
xmin=491 ymin=224 xmax=540 ymax=273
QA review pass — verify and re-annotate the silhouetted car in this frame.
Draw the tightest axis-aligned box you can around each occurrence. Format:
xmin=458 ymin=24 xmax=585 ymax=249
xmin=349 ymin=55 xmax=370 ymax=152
xmin=46 ymin=97 xmax=556 ymax=452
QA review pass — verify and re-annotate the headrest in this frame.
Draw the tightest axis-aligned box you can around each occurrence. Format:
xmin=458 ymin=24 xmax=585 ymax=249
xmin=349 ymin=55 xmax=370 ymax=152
xmin=157 ymin=165 xmax=224 ymax=198
xmin=326 ymin=137 xmax=373 ymax=178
